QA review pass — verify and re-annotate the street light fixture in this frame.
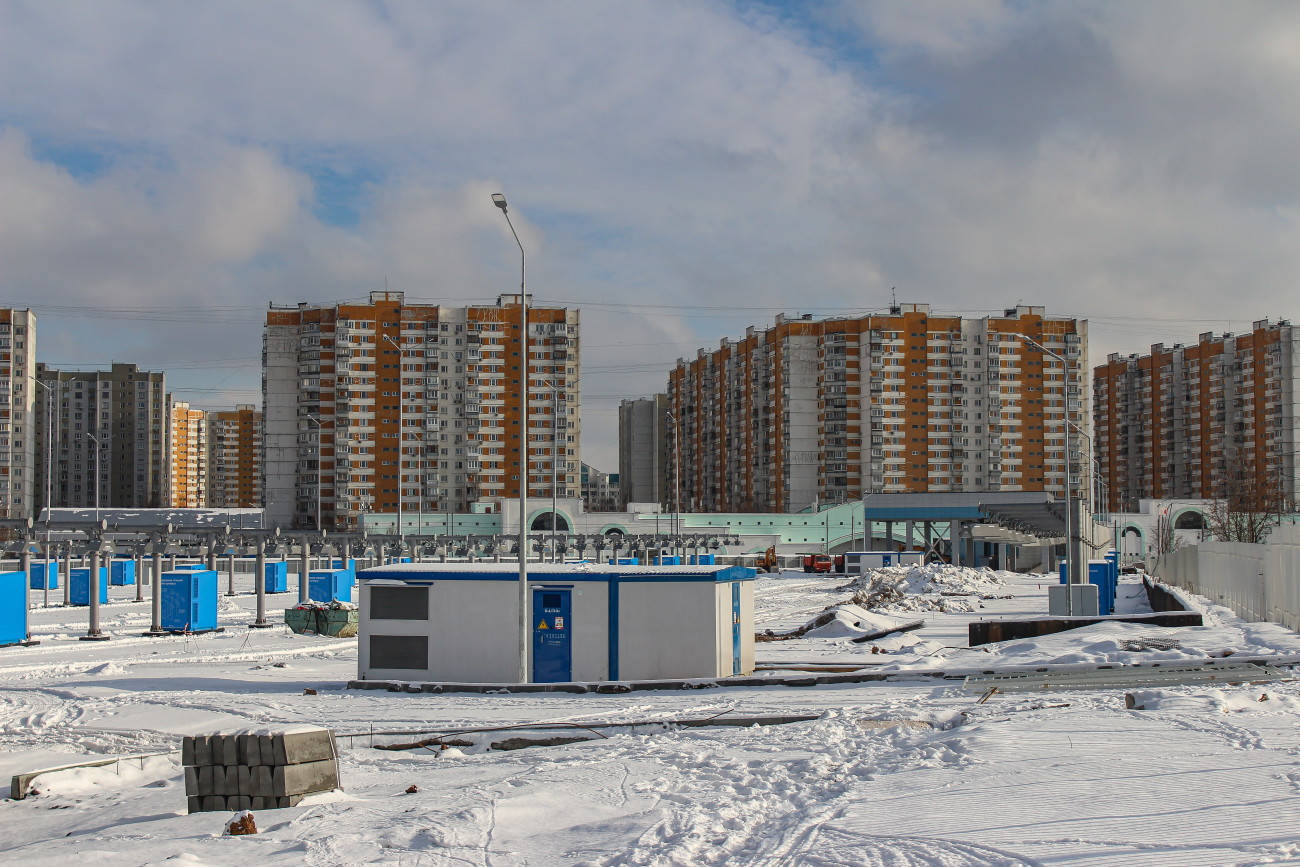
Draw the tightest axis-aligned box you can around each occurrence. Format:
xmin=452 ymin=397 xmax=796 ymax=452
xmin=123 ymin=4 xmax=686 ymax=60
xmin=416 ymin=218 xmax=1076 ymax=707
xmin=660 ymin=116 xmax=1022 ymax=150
xmin=666 ymin=410 xmax=681 ymax=546
xmin=382 ymin=334 xmax=405 ymax=539
xmin=34 ymin=378 xmax=54 ymax=608
xmin=492 ymin=191 xmax=530 ymax=684
xmin=1010 ymin=332 xmax=1085 ymax=583
xmin=304 ymin=415 xmax=323 ymax=533
xmin=543 ymin=379 xmax=563 ymax=562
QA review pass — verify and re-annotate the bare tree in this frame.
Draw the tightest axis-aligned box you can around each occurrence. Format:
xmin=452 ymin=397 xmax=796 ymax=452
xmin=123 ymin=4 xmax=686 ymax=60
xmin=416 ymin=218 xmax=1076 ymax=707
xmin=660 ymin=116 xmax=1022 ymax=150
xmin=1150 ymin=507 xmax=1185 ymax=571
xmin=1205 ymin=451 xmax=1291 ymax=543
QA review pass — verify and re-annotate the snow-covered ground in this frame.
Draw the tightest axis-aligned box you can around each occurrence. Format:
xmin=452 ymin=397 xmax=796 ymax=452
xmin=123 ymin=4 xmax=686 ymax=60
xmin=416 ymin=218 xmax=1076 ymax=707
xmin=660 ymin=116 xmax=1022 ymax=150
xmin=3 ymin=570 xmax=1300 ymax=865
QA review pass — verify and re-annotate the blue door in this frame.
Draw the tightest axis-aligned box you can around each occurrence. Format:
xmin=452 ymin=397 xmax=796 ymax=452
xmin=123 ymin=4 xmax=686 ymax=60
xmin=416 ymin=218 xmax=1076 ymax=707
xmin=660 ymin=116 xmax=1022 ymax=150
xmin=532 ymin=588 xmax=572 ymax=682
xmin=731 ymin=582 xmax=741 ymax=675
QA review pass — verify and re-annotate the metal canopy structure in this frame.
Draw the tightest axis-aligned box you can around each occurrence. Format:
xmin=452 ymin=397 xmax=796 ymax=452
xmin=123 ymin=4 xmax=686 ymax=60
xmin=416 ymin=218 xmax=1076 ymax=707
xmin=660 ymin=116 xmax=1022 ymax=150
xmin=861 ymin=492 xmax=1068 ymax=539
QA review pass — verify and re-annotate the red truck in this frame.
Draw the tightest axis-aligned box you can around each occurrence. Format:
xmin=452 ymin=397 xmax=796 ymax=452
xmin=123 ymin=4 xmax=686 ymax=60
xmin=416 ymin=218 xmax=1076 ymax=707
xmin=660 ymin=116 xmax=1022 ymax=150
xmin=802 ymin=554 xmax=843 ymax=573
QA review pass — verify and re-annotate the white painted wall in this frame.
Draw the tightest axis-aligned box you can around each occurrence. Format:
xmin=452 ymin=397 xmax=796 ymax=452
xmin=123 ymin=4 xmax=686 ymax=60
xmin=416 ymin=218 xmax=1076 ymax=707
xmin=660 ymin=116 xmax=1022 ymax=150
xmin=1158 ymin=523 xmax=1300 ymax=631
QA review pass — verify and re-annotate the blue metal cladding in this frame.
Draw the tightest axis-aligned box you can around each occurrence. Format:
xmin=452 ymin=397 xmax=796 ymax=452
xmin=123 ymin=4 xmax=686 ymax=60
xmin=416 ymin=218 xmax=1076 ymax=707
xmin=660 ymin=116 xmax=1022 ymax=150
xmin=69 ymin=567 xmax=109 ymax=606
xmin=264 ymin=561 xmax=288 ymax=593
xmin=161 ymin=569 xmax=218 ymax=632
xmin=308 ymin=569 xmax=352 ymax=603
xmin=109 ymin=559 xmax=136 ymax=586
xmin=532 ymin=588 xmax=572 ymax=682
xmin=0 ymin=570 xmax=27 ymax=646
xmin=732 ymin=582 xmax=741 ymax=675
xmin=28 ymin=563 xmax=58 ymax=590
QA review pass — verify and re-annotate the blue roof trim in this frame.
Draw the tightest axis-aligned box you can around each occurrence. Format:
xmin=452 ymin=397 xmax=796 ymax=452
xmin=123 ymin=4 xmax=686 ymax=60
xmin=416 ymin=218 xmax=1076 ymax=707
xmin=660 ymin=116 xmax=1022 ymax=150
xmin=358 ymin=566 xmax=757 ymax=583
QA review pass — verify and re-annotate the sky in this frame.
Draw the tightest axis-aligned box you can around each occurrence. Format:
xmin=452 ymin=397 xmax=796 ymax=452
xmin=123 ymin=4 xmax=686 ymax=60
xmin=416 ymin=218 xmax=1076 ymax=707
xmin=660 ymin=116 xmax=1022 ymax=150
xmin=3 ymin=1 xmax=1300 ymax=471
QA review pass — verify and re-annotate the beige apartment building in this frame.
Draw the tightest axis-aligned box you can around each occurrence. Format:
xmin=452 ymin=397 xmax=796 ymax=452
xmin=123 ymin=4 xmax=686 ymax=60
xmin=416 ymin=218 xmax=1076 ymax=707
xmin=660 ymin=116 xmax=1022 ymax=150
xmin=35 ymin=363 xmax=168 ymax=509
xmin=207 ymin=405 xmax=263 ymax=508
xmin=666 ymin=304 xmax=1089 ymax=513
xmin=1 ymin=309 xmax=37 ymax=519
xmin=1094 ymin=319 xmax=1300 ymax=512
xmin=263 ymin=291 xmax=581 ymax=530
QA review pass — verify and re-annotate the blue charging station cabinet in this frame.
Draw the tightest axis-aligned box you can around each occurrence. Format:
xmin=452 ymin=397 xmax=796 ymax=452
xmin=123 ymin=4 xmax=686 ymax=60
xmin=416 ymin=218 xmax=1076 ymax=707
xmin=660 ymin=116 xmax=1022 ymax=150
xmin=110 ymin=559 xmax=136 ymax=586
xmin=161 ymin=569 xmax=218 ymax=632
xmin=29 ymin=563 xmax=58 ymax=590
xmin=308 ymin=569 xmax=352 ymax=603
xmin=264 ymin=561 xmax=288 ymax=593
xmin=0 ymin=570 xmax=28 ymax=646
xmin=70 ymin=567 xmax=109 ymax=606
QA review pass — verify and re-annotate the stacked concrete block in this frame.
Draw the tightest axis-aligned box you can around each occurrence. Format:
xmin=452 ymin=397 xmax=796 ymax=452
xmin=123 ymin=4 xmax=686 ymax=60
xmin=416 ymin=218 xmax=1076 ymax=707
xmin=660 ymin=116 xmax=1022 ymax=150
xmin=182 ymin=727 xmax=341 ymax=813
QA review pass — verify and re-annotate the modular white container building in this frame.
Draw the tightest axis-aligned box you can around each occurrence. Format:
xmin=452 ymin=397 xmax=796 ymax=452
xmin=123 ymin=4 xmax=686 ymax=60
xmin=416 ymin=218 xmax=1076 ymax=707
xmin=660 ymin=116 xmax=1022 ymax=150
xmin=843 ymin=551 xmax=926 ymax=575
xmin=356 ymin=563 xmax=757 ymax=684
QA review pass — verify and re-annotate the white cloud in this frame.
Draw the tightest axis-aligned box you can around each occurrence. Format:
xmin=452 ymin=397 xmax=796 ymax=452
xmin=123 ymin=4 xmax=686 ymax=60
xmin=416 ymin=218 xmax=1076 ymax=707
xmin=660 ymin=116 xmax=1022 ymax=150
xmin=3 ymin=1 xmax=1300 ymax=470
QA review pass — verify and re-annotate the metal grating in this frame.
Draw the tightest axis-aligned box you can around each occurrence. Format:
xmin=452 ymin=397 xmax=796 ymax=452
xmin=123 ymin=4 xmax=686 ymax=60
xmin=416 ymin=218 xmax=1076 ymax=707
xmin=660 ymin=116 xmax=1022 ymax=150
xmin=963 ymin=662 xmax=1294 ymax=694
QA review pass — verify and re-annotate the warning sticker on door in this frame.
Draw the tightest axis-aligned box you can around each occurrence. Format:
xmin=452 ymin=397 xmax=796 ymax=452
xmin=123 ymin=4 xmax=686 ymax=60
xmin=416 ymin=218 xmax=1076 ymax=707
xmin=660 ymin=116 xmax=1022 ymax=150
xmin=554 ymin=616 xmax=564 ymax=629
xmin=537 ymin=620 xmax=549 ymax=629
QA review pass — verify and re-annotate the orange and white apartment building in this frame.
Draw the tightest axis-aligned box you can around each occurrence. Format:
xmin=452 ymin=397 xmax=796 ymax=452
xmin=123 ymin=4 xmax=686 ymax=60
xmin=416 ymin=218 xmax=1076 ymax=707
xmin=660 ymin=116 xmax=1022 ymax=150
xmin=1094 ymin=319 xmax=1300 ymax=513
xmin=263 ymin=291 xmax=580 ymax=530
xmin=667 ymin=304 xmax=1089 ymax=513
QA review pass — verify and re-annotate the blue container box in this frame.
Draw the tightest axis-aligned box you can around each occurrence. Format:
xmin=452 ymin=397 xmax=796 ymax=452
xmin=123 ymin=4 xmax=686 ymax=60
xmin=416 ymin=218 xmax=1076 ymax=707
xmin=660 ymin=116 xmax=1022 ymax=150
xmin=654 ymin=555 xmax=681 ymax=566
xmin=264 ymin=561 xmax=288 ymax=593
xmin=110 ymin=559 xmax=136 ymax=586
xmin=161 ymin=569 xmax=218 ymax=632
xmin=1059 ymin=562 xmax=1068 ymax=585
xmin=332 ymin=558 xmax=356 ymax=573
xmin=308 ymin=569 xmax=352 ymax=603
xmin=688 ymin=554 xmax=715 ymax=566
xmin=1088 ymin=560 xmax=1113 ymax=614
xmin=176 ymin=563 xmax=208 ymax=571
xmin=616 ymin=557 xmax=639 ymax=565
xmin=0 ymin=570 xmax=27 ymax=646
xmin=29 ymin=562 xmax=59 ymax=590
xmin=70 ymin=567 xmax=109 ymax=606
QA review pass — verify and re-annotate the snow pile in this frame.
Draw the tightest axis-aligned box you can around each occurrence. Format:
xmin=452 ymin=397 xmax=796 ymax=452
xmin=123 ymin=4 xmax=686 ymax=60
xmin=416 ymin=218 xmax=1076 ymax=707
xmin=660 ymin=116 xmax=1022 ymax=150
xmin=849 ymin=563 xmax=1009 ymax=614
xmin=801 ymin=605 xmax=916 ymax=639
xmin=293 ymin=600 xmax=358 ymax=611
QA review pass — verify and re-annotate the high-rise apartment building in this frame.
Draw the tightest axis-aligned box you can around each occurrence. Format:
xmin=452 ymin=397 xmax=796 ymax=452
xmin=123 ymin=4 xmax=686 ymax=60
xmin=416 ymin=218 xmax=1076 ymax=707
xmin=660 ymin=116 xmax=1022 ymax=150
xmin=263 ymin=291 xmax=581 ymax=530
xmin=35 ymin=363 xmax=168 ymax=509
xmin=667 ymin=304 xmax=1089 ymax=513
xmin=1094 ymin=319 xmax=1300 ymax=512
xmin=618 ymin=394 xmax=670 ymax=507
xmin=1 ymin=309 xmax=37 ymax=519
xmin=168 ymin=399 xmax=207 ymax=508
xmin=207 ymin=405 xmax=263 ymax=508
xmin=580 ymin=462 xmax=619 ymax=511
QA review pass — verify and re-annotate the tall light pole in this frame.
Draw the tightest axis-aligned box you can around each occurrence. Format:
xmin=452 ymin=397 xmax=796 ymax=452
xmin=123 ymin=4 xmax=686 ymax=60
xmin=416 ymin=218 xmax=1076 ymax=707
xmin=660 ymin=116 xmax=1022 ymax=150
xmin=86 ymin=429 xmax=104 ymax=526
xmin=492 ymin=192 xmax=529 ymax=684
xmin=543 ymin=379 xmax=562 ymax=562
xmin=382 ymin=334 xmax=404 ymax=539
xmin=666 ymin=410 xmax=680 ymax=545
xmin=35 ymin=378 xmax=54 ymax=607
xmin=1012 ymin=333 xmax=1083 ymax=583
xmin=305 ymin=415 xmax=323 ymax=534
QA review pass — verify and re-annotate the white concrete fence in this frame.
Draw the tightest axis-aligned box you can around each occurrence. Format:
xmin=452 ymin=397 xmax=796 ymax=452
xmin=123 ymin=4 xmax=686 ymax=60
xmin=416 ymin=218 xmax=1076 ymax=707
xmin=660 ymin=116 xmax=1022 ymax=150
xmin=1156 ymin=524 xmax=1300 ymax=631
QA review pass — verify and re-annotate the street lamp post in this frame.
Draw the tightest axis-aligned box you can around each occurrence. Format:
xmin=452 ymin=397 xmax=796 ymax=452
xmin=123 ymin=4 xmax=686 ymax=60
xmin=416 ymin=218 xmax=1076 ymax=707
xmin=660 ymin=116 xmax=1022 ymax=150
xmin=492 ymin=192 xmax=530 ymax=684
xmin=543 ymin=379 xmax=562 ymax=562
xmin=382 ymin=334 xmax=405 ymax=539
xmin=305 ymin=415 xmax=323 ymax=534
xmin=1011 ymin=333 xmax=1084 ymax=583
xmin=35 ymin=378 xmax=54 ymax=608
xmin=666 ymin=410 xmax=680 ymax=547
